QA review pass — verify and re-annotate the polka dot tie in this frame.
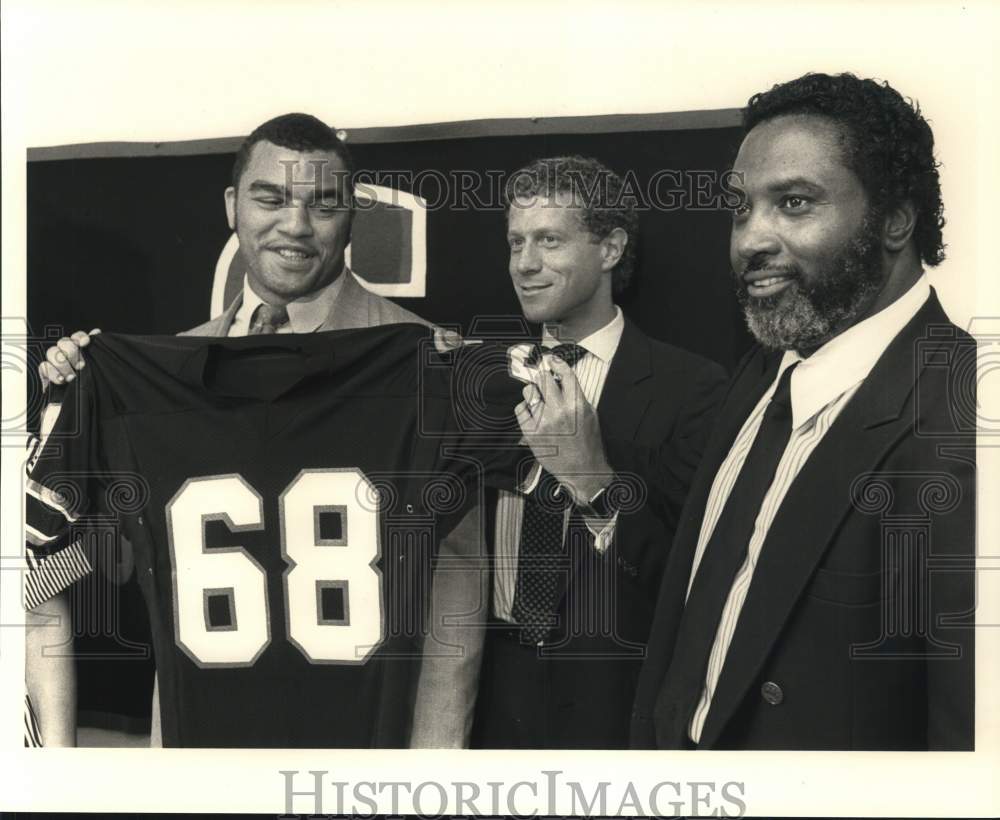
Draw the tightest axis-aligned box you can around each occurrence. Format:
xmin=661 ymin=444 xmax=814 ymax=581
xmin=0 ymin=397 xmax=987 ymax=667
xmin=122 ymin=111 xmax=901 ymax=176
xmin=249 ymin=303 xmax=290 ymax=335
xmin=511 ymin=469 xmax=575 ymax=644
xmin=510 ymin=341 xmax=588 ymax=644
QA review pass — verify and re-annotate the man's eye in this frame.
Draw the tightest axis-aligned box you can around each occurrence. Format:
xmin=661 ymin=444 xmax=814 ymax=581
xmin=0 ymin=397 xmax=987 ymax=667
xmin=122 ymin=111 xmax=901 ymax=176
xmin=732 ymin=203 xmax=750 ymax=219
xmin=312 ymin=202 xmax=346 ymax=214
xmin=540 ymin=235 xmax=560 ymax=247
xmin=255 ymin=198 xmax=283 ymax=207
xmin=508 ymin=237 xmax=524 ymax=251
xmin=780 ymin=195 xmax=810 ymax=211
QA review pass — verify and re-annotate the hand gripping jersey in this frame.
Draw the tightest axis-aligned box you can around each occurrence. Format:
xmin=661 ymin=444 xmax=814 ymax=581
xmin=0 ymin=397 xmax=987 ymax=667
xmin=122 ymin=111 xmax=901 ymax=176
xmin=25 ymin=325 xmax=524 ymax=747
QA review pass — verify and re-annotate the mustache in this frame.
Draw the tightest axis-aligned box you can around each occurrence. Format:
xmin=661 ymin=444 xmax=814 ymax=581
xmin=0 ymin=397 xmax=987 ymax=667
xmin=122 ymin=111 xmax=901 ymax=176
xmin=739 ymin=256 xmax=800 ymax=278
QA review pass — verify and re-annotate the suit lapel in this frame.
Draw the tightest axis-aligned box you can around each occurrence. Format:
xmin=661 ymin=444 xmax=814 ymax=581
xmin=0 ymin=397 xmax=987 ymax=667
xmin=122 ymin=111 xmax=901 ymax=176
xmin=554 ymin=321 xmax=655 ymax=610
xmin=644 ymin=346 xmax=775 ymax=742
xmin=179 ymin=292 xmax=243 ymax=337
xmin=695 ymin=293 xmax=949 ymax=747
xmin=210 ymin=294 xmax=243 ymax=337
xmin=324 ymin=270 xmax=374 ymax=331
xmin=596 ymin=319 xmax=653 ymax=438
xmin=671 ymin=347 xmax=778 ymax=562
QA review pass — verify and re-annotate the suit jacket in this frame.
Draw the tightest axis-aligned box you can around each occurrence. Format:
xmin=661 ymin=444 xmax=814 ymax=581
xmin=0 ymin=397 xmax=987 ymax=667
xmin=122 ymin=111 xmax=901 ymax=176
xmin=470 ymin=317 xmax=728 ymax=748
xmin=620 ymin=290 xmax=975 ymax=751
xmin=179 ymin=271 xmax=429 ymax=336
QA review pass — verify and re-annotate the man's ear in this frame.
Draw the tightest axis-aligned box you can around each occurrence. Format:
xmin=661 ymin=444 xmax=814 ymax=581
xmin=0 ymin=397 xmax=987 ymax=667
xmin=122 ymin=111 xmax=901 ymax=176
xmin=884 ymin=199 xmax=917 ymax=253
xmin=224 ymin=187 xmax=237 ymax=231
xmin=601 ymin=227 xmax=628 ymax=270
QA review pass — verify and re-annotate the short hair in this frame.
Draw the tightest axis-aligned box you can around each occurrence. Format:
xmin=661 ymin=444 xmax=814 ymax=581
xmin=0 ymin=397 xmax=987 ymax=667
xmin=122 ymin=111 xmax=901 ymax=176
xmin=231 ymin=112 xmax=354 ymax=198
xmin=744 ymin=72 xmax=945 ymax=266
xmin=505 ymin=155 xmax=640 ymax=295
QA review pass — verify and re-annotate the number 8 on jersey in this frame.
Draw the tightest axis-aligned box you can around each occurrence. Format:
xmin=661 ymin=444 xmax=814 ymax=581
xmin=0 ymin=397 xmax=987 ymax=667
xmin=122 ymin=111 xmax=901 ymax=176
xmin=167 ymin=468 xmax=383 ymax=667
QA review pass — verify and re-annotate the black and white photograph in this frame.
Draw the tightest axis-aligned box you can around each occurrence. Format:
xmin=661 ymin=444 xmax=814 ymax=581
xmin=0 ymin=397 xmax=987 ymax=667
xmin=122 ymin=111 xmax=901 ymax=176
xmin=2 ymin=0 xmax=997 ymax=817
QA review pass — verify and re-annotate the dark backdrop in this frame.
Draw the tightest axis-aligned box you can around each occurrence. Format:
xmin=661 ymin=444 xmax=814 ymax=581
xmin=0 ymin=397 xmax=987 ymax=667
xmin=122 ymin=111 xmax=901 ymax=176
xmin=26 ymin=120 xmax=753 ymax=732
xmin=28 ymin=125 xmax=751 ymax=365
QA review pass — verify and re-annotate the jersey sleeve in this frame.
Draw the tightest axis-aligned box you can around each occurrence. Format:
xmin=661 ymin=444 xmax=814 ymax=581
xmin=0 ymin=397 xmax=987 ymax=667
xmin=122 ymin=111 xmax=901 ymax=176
xmin=23 ymin=540 xmax=92 ymax=610
xmin=25 ymin=373 xmax=106 ymax=561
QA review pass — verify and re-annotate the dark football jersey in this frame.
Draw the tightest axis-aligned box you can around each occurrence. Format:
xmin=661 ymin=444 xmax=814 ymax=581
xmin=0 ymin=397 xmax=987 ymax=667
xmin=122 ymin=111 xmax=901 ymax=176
xmin=25 ymin=325 xmax=525 ymax=747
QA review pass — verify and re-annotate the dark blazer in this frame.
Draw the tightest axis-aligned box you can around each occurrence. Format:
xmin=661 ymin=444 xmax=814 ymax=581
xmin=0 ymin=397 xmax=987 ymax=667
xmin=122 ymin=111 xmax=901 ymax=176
xmin=471 ymin=317 xmax=727 ymax=749
xmin=616 ymin=291 xmax=975 ymax=751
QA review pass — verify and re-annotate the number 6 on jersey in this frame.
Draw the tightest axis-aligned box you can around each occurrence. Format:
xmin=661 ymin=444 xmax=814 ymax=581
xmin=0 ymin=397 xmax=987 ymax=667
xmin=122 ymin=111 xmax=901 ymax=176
xmin=167 ymin=469 xmax=383 ymax=667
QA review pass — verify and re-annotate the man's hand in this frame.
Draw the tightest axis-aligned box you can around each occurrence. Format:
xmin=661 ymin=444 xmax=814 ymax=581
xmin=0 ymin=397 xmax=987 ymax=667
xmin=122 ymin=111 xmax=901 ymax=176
xmin=433 ymin=326 xmax=465 ymax=353
xmin=38 ymin=329 xmax=101 ymax=391
xmin=515 ymin=354 xmax=614 ymax=503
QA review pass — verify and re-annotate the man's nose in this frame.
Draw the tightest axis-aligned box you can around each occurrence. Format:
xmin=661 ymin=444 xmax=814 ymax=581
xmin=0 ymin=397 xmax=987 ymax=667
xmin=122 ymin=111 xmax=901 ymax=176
xmin=278 ymin=202 xmax=314 ymax=237
xmin=732 ymin=209 xmax=780 ymax=264
xmin=516 ymin=242 xmax=542 ymax=274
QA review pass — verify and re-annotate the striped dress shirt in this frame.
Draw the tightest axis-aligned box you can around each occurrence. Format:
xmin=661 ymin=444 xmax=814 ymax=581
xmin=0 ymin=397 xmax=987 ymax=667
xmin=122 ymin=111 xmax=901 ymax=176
xmin=23 ymin=535 xmax=88 ymax=748
xmin=493 ymin=308 xmax=624 ymax=622
xmin=24 ymin=535 xmax=89 ymax=746
xmin=687 ymin=275 xmax=931 ymax=743
xmin=24 ymin=401 xmax=94 ymax=746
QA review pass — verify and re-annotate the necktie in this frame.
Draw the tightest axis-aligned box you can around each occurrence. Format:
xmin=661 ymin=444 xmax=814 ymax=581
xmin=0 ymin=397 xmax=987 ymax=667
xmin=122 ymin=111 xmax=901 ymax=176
xmin=660 ymin=362 xmax=798 ymax=737
xmin=525 ymin=342 xmax=587 ymax=368
xmin=249 ymin=303 xmax=290 ymax=335
xmin=511 ymin=468 xmax=575 ymax=643
xmin=510 ymin=342 xmax=588 ymax=643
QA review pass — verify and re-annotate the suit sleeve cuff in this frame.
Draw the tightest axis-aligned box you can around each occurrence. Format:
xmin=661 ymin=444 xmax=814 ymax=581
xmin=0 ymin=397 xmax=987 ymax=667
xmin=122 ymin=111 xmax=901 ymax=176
xmin=578 ymin=487 xmax=618 ymax=554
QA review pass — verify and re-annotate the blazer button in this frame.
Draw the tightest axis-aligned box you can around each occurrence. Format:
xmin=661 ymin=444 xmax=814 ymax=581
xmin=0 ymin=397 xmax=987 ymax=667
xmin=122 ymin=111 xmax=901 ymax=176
xmin=760 ymin=681 xmax=784 ymax=706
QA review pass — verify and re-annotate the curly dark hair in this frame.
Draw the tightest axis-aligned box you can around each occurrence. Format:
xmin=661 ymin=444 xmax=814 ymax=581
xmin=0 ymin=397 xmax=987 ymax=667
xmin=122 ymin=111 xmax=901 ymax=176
xmin=504 ymin=155 xmax=640 ymax=295
xmin=744 ymin=72 xmax=945 ymax=266
xmin=231 ymin=113 xmax=354 ymax=199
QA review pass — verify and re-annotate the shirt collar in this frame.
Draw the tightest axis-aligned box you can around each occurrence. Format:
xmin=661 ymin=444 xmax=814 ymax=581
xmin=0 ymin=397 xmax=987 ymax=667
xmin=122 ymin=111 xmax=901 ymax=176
xmin=239 ymin=267 xmax=348 ymax=333
xmin=780 ymin=273 xmax=931 ymax=429
xmin=540 ymin=306 xmax=624 ymax=364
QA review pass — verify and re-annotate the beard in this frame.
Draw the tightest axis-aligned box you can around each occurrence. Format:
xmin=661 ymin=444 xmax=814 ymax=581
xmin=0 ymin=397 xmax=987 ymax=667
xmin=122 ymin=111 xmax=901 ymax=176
xmin=735 ymin=211 xmax=886 ymax=353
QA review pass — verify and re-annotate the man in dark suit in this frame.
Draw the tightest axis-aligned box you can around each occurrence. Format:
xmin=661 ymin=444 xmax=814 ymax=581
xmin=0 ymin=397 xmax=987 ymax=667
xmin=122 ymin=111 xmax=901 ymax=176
xmin=595 ymin=73 xmax=975 ymax=750
xmin=411 ymin=156 xmax=727 ymax=748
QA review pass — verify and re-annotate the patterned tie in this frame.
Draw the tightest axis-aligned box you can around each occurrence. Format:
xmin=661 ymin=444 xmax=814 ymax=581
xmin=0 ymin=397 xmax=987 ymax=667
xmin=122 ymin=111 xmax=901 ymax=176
xmin=659 ymin=362 xmax=799 ymax=739
xmin=249 ymin=303 xmax=290 ymax=335
xmin=510 ymin=341 xmax=588 ymax=643
xmin=524 ymin=342 xmax=587 ymax=368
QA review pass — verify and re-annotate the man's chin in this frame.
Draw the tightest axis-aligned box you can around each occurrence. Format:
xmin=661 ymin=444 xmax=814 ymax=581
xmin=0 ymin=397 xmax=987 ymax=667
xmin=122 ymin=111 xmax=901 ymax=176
xmin=518 ymin=303 xmax=555 ymax=325
xmin=253 ymin=268 xmax=322 ymax=298
xmin=743 ymin=299 xmax=829 ymax=352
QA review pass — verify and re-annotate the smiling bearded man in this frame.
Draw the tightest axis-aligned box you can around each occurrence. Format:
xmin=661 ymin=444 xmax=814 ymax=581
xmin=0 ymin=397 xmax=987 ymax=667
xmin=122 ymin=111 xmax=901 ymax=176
xmin=614 ymin=72 xmax=976 ymax=751
xmin=735 ymin=205 xmax=886 ymax=352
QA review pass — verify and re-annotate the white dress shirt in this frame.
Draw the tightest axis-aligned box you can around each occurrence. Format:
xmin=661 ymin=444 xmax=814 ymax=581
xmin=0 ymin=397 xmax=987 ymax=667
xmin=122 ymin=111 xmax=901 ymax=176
xmin=687 ymin=274 xmax=931 ymax=743
xmin=492 ymin=307 xmax=625 ymax=622
xmin=227 ymin=269 xmax=348 ymax=336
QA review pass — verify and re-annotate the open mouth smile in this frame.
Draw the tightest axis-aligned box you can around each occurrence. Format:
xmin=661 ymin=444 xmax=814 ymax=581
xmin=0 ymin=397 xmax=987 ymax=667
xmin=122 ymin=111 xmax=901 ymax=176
xmin=745 ymin=273 xmax=795 ymax=298
xmin=269 ymin=247 xmax=317 ymax=266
